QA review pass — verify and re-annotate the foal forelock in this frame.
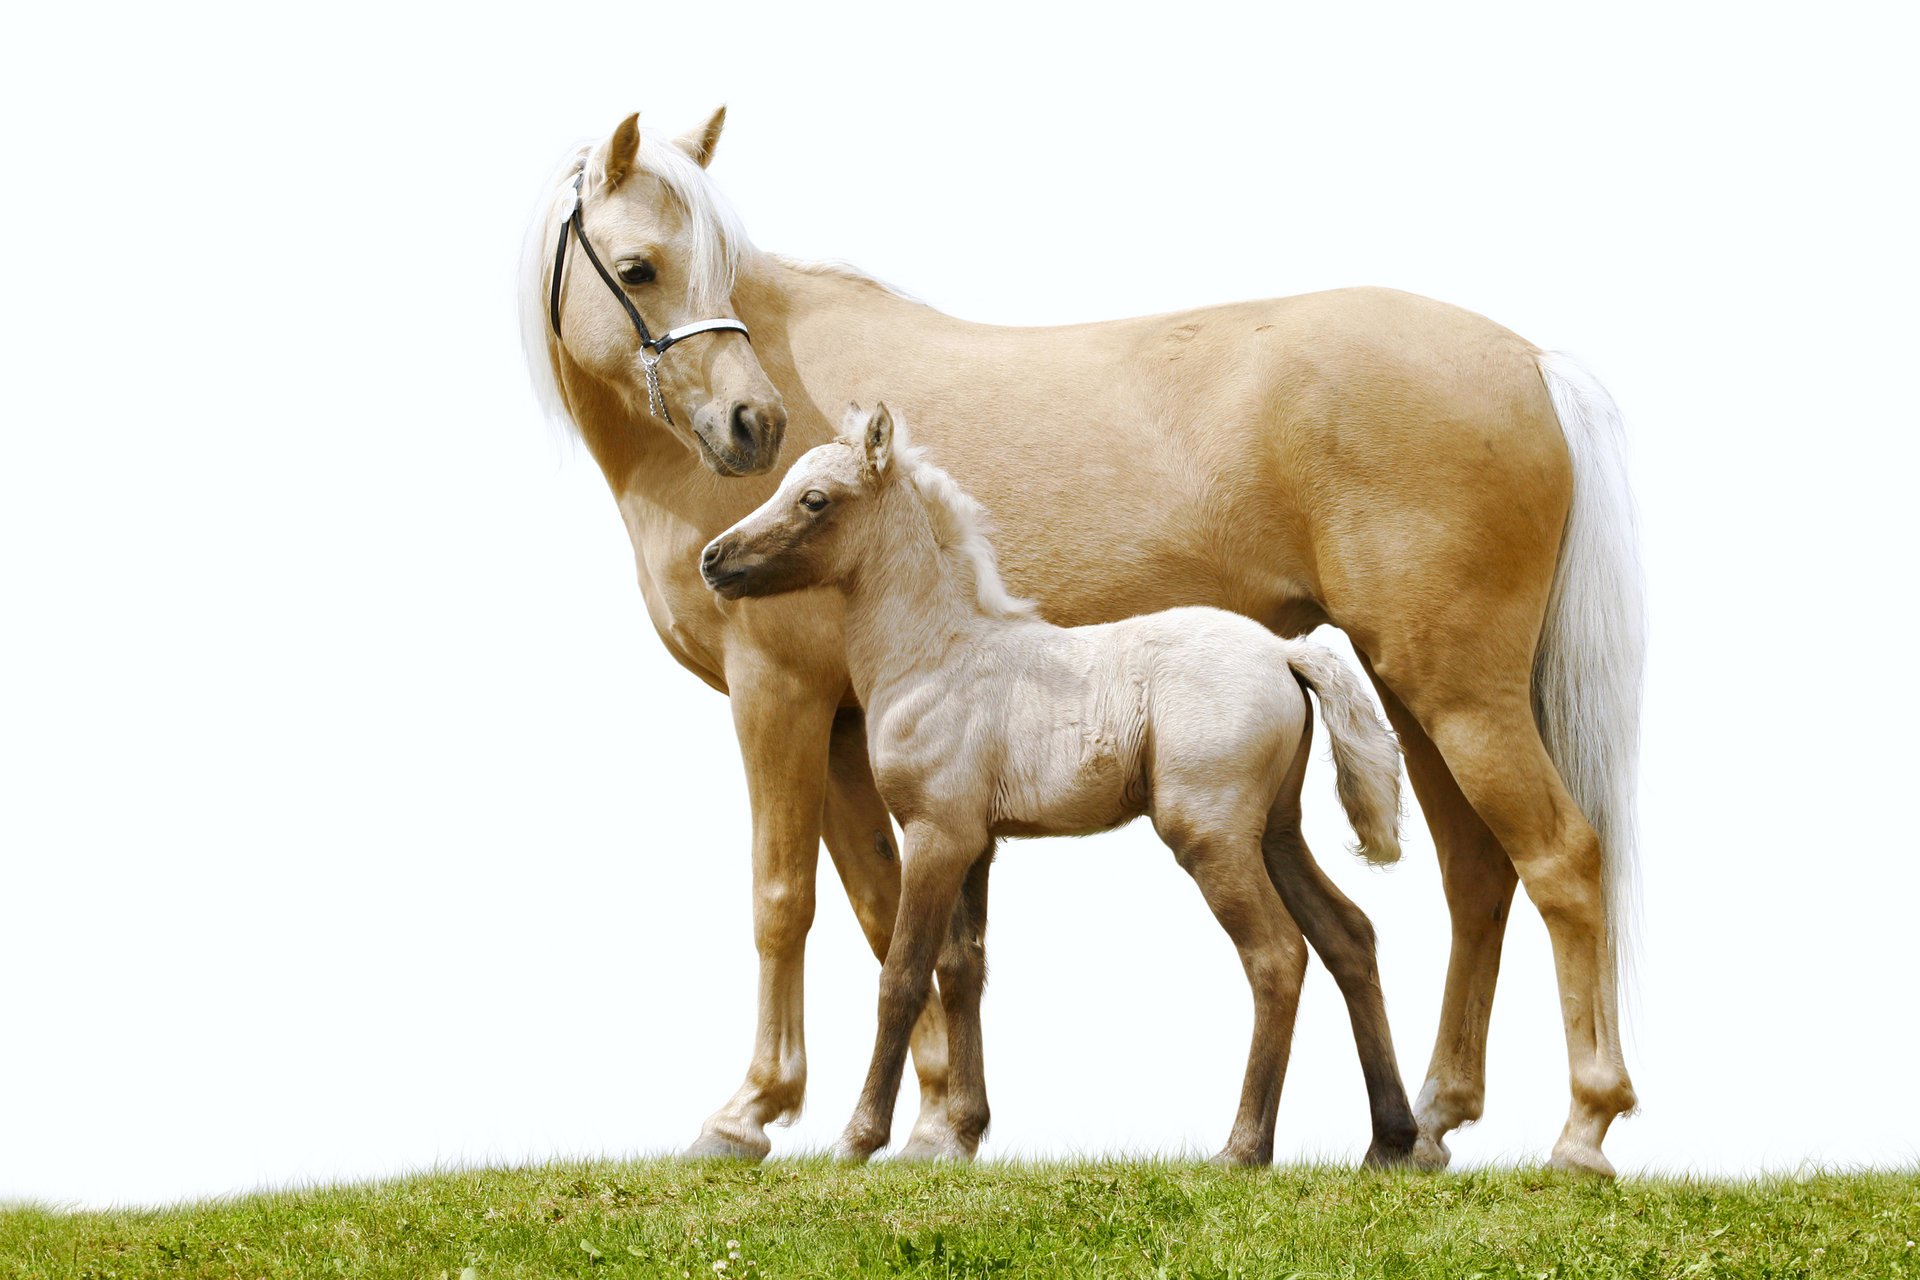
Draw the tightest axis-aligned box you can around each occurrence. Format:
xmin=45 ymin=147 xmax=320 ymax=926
xmin=893 ymin=442 xmax=1038 ymax=621
xmin=517 ymin=130 xmax=754 ymax=433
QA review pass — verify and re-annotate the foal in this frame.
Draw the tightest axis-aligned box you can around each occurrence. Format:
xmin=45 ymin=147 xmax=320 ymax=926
xmin=702 ymin=404 xmax=1416 ymax=1166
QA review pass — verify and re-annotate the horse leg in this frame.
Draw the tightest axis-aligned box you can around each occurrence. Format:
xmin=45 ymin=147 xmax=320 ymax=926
xmin=1361 ymin=664 xmax=1519 ymax=1171
xmin=819 ymin=709 xmax=958 ymax=1159
xmin=835 ymin=819 xmax=984 ymax=1162
xmin=1156 ymin=801 xmax=1309 ymax=1167
xmin=924 ymin=849 xmax=993 ymax=1160
xmin=1259 ymin=712 xmax=1417 ymax=1166
xmin=1386 ymin=665 xmax=1636 ymax=1175
xmin=683 ymin=659 xmax=838 ymax=1161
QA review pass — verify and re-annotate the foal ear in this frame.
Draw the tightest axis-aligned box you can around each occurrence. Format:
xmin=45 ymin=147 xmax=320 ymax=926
xmin=862 ymin=402 xmax=896 ymax=476
xmin=602 ymin=112 xmax=642 ymax=189
xmin=673 ymin=105 xmax=727 ymax=169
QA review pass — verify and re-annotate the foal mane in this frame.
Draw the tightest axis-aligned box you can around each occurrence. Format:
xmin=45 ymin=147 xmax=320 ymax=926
xmin=518 ymin=128 xmax=755 ymax=435
xmin=890 ymin=428 xmax=1038 ymax=621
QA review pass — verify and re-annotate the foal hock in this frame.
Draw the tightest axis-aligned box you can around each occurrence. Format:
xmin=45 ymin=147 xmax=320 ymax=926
xmin=703 ymin=404 xmax=1416 ymax=1165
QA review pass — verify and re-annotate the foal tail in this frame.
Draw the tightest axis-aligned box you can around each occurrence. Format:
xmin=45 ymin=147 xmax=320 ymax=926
xmin=1285 ymin=645 xmax=1403 ymax=866
xmin=1533 ymin=351 xmax=1646 ymax=985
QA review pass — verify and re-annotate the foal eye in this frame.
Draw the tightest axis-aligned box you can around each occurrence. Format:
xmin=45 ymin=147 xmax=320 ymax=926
xmin=616 ymin=260 xmax=655 ymax=286
xmin=800 ymin=490 xmax=829 ymax=512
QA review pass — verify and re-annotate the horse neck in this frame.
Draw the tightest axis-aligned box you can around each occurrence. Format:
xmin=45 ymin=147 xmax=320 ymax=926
xmin=563 ymin=252 xmax=954 ymax=527
xmin=839 ymin=483 xmax=993 ymax=709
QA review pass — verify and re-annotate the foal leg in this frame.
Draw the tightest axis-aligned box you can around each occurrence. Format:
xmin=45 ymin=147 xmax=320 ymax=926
xmin=1260 ymin=717 xmax=1417 ymax=1165
xmin=1156 ymin=799 xmax=1309 ymax=1167
xmin=820 ymin=710 xmax=958 ymax=1159
xmin=835 ymin=820 xmax=984 ymax=1162
xmin=684 ymin=659 xmax=837 ymax=1161
xmin=911 ymin=850 xmax=994 ymax=1160
xmin=1363 ymin=665 xmax=1519 ymax=1171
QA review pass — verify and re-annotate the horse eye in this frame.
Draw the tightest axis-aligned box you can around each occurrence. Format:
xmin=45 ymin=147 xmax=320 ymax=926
xmin=800 ymin=490 xmax=829 ymax=512
xmin=616 ymin=260 xmax=655 ymax=286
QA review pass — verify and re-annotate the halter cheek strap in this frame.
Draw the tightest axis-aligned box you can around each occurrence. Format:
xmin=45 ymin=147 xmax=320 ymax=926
xmin=547 ymin=173 xmax=751 ymax=425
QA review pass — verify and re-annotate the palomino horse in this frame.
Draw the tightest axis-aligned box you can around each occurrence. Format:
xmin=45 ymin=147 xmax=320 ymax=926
xmin=702 ymin=404 xmax=1412 ymax=1166
xmin=519 ymin=110 xmax=1644 ymax=1174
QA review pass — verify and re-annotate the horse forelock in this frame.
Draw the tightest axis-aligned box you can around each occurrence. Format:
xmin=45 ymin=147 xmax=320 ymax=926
xmin=892 ymin=435 xmax=1038 ymax=621
xmin=517 ymin=129 xmax=755 ymax=435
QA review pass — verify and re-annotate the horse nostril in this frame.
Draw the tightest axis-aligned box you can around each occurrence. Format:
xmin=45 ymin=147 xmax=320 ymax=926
xmin=701 ymin=542 xmax=723 ymax=570
xmin=729 ymin=403 xmax=757 ymax=453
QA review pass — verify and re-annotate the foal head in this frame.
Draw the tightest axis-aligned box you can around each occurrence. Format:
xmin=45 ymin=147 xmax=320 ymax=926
xmin=524 ymin=109 xmax=786 ymax=475
xmin=700 ymin=404 xmax=903 ymax=600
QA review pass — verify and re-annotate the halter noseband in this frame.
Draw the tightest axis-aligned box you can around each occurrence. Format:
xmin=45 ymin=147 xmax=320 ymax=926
xmin=547 ymin=171 xmax=750 ymax=425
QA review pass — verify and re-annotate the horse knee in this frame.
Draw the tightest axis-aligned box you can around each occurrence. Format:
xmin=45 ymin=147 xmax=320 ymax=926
xmin=753 ymin=881 xmax=816 ymax=956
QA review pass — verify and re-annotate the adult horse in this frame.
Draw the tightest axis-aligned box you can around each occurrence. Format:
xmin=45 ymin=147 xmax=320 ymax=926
xmin=518 ymin=109 xmax=1644 ymax=1175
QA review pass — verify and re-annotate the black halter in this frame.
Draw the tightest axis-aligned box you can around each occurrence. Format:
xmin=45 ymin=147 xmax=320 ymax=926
xmin=547 ymin=172 xmax=750 ymax=425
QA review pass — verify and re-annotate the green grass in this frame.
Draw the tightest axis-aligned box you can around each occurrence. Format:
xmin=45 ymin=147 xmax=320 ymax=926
xmin=5 ymin=1161 xmax=1917 ymax=1279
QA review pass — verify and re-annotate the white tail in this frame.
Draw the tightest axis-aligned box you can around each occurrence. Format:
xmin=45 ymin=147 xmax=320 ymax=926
xmin=1285 ymin=645 xmax=1403 ymax=866
xmin=1533 ymin=351 xmax=1645 ymax=987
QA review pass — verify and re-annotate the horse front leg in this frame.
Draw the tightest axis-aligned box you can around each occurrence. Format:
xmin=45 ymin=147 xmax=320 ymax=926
xmin=683 ymin=657 xmax=839 ymax=1161
xmin=820 ymin=709 xmax=960 ymax=1159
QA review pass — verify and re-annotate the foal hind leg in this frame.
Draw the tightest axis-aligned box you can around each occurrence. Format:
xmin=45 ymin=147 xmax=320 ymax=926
xmin=1362 ymin=667 xmax=1519 ymax=1171
xmin=821 ymin=710 xmax=958 ymax=1159
xmin=1260 ymin=717 xmax=1416 ymax=1165
xmin=1155 ymin=797 xmax=1309 ymax=1166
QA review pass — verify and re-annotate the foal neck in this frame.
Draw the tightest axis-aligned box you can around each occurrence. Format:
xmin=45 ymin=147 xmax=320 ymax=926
xmin=839 ymin=480 xmax=1006 ymax=706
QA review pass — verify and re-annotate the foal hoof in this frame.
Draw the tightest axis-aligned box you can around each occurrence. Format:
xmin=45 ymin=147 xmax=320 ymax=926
xmin=1363 ymin=1137 xmax=1417 ymax=1169
xmin=1207 ymin=1147 xmax=1270 ymax=1169
xmin=1547 ymin=1140 xmax=1617 ymax=1178
xmin=832 ymin=1125 xmax=887 ymax=1164
xmin=681 ymin=1127 xmax=771 ymax=1163
xmin=1410 ymin=1132 xmax=1452 ymax=1172
xmin=897 ymin=1133 xmax=978 ymax=1163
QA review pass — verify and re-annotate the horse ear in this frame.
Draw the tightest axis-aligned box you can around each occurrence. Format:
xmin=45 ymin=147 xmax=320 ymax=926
xmin=863 ymin=403 xmax=896 ymax=476
xmin=674 ymin=105 xmax=727 ymax=169
xmin=603 ymin=112 xmax=642 ymax=189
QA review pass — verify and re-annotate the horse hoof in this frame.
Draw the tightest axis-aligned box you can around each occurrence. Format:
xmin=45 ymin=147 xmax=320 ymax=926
xmin=1547 ymin=1141 xmax=1617 ymax=1178
xmin=682 ymin=1128 xmax=771 ymax=1162
xmin=1410 ymin=1133 xmax=1451 ymax=1172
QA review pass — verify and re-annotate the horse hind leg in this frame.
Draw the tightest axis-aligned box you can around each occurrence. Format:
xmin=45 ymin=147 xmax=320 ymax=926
xmin=1154 ymin=796 xmax=1308 ymax=1167
xmin=1363 ymin=668 xmax=1519 ymax=1171
xmin=1402 ymin=677 xmax=1636 ymax=1176
xmin=1259 ymin=714 xmax=1417 ymax=1166
xmin=819 ymin=709 xmax=958 ymax=1159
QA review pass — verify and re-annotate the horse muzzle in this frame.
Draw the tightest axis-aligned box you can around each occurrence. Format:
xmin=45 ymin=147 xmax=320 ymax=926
xmin=694 ymin=399 xmax=787 ymax=477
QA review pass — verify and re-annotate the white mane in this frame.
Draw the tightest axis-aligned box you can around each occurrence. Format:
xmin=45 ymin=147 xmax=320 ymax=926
xmin=517 ymin=129 xmax=756 ymax=435
xmin=890 ymin=425 xmax=1038 ymax=621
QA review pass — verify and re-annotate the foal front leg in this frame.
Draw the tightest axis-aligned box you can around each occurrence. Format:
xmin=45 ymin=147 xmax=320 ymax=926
xmin=835 ymin=820 xmax=983 ymax=1162
xmin=820 ymin=710 xmax=960 ymax=1159
xmin=684 ymin=657 xmax=839 ymax=1161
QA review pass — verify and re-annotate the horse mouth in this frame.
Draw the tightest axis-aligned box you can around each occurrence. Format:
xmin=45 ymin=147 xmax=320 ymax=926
xmin=693 ymin=428 xmax=776 ymax=478
xmin=693 ymin=430 xmax=749 ymax=476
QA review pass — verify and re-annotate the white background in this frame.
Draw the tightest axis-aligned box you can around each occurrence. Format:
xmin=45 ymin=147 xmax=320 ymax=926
xmin=3 ymin=3 xmax=1916 ymax=1208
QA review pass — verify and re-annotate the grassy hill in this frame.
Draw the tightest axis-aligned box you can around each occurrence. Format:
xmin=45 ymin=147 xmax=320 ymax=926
xmin=5 ymin=1160 xmax=1917 ymax=1279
